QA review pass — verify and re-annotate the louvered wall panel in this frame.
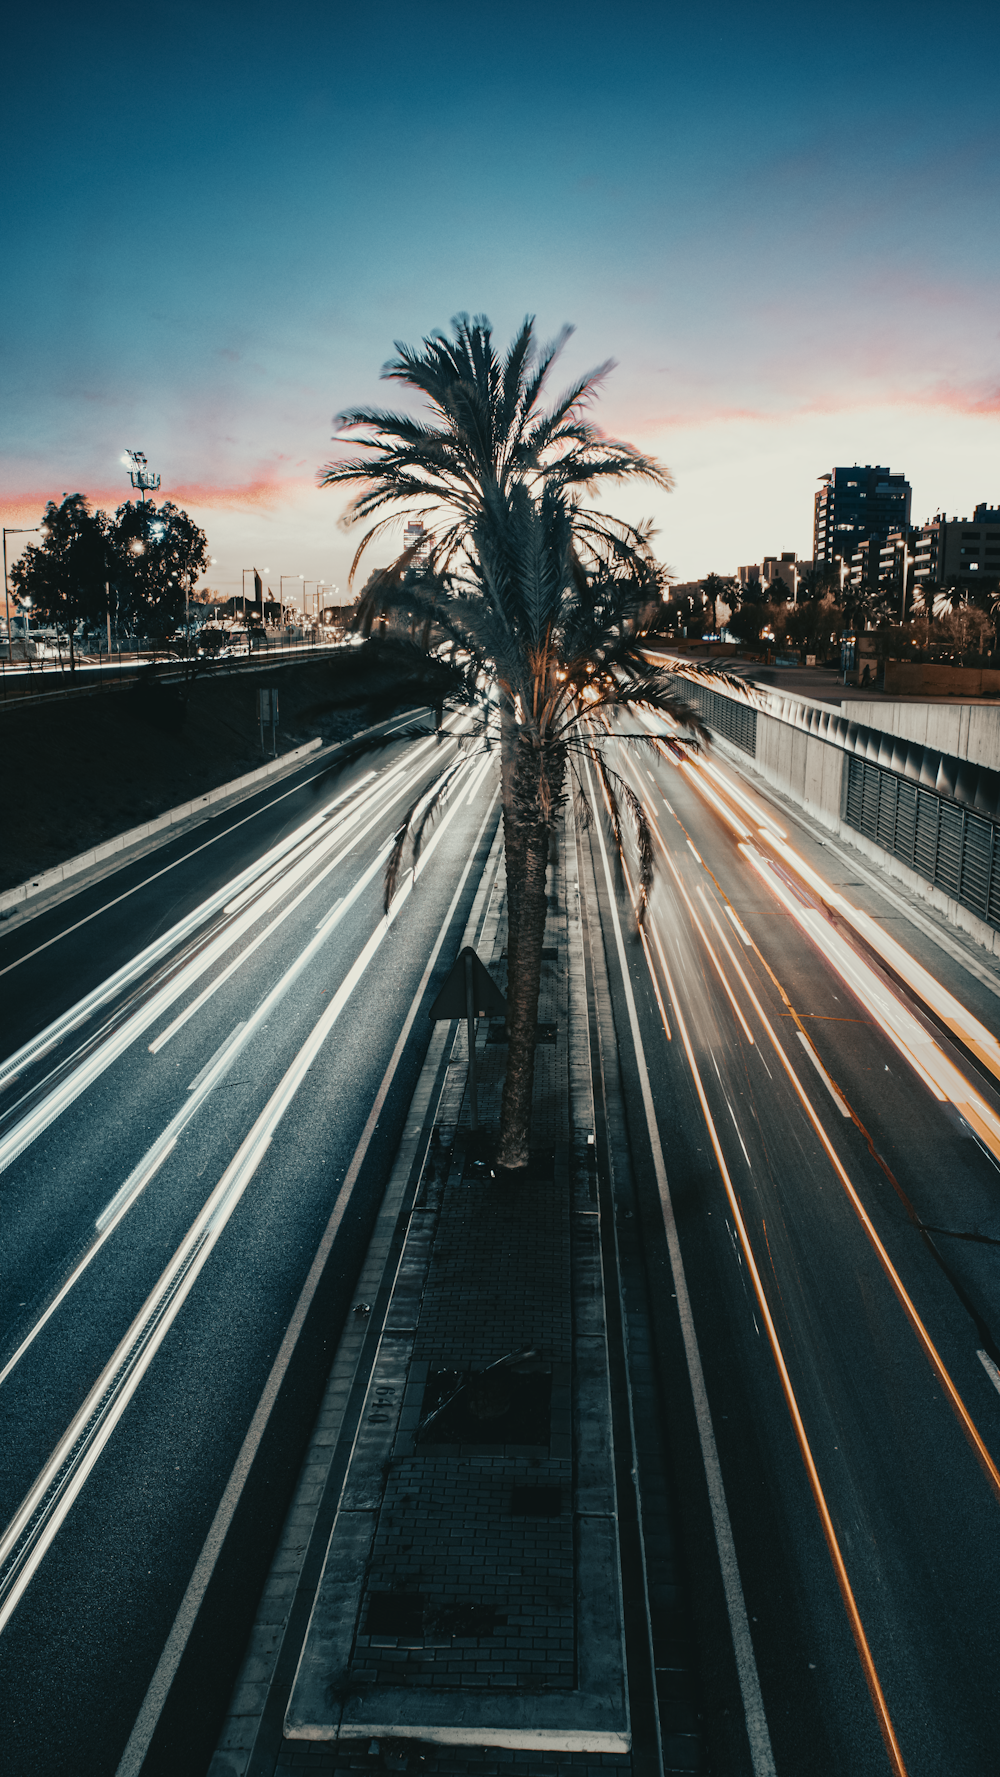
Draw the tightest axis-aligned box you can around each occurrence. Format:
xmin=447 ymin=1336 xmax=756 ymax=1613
xmin=894 ymin=781 xmax=917 ymax=866
xmin=860 ymin=766 xmax=880 ymax=840
xmin=876 ymin=773 xmax=898 ymax=851
xmin=914 ymin=793 xmax=940 ymax=880
xmin=845 ymin=758 xmax=865 ymax=828
xmin=936 ymin=803 xmax=964 ymax=899
xmin=960 ymin=817 xmax=992 ymax=921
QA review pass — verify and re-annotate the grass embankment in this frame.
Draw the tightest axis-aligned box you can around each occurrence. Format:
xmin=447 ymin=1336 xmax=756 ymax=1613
xmin=2 ymin=640 xmax=450 ymax=893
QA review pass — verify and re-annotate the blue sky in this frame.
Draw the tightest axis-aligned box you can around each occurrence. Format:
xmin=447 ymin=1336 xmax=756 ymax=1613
xmin=3 ymin=0 xmax=998 ymax=598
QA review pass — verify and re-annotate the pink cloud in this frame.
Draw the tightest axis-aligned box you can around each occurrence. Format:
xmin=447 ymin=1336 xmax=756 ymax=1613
xmin=0 ymin=473 xmax=321 ymax=527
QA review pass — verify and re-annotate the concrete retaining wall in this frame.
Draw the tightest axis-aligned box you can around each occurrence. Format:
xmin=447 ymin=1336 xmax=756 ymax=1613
xmin=713 ymin=698 xmax=1000 ymax=962
xmin=882 ymin=662 xmax=1000 ymax=700
xmin=849 ymin=699 xmax=1000 ymax=772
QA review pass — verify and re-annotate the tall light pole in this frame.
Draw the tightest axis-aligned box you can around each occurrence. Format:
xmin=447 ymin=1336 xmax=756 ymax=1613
xmin=279 ymin=576 xmax=298 ymax=626
xmin=125 ymin=450 xmax=160 ymax=506
xmin=3 ymin=526 xmax=42 ymax=649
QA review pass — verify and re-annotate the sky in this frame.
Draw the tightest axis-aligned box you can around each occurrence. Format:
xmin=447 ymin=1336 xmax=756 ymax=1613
xmin=2 ymin=0 xmax=999 ymax=603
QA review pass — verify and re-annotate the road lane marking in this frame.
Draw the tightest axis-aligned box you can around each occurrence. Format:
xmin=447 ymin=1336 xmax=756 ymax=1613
xmin=0 ymin=820 xmax=426 ymax=1389
xmin=113 ymin=781 xmax=501 ymax=1777
xmin=611 ymin=856 xmax=910 ymax=1777
xmin=145 ymin=763 xmax=424 ymax=1053
xmin=584 ymin=756 xmax=777 ymax=1777
xmin=795 ymin=1031 xmax=852 ymax=1117
xmin=0 ymin=748 xmax=465 ymax=1173
xmin=0 ymin=760 xmax=496 ymax=1631
xmin=664 ymin=841 xmax=1000 ymax=1509
xmin=724 ymin=905 xmax=753 ymax=945
xmin=1 ymin=753 xmax=487 ymax=1383
xmin=0 ymin=767 xmax=384 ymax=1089
xmin=186 ymin=1022 xmax=247 ymax=1093
xmin=0 ymin=711 xmax=429 ymax=984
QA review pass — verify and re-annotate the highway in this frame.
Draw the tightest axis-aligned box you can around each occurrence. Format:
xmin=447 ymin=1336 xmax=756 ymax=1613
xmin=585 ymin=724 xmax=1000 ymax=1775
xmin=0 ymin=714 xmax=500 ymax=1776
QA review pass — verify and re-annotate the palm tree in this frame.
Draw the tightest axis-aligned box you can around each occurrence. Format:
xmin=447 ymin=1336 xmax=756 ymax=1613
xmin=322 ymin=315 xmax=705 ymax=1172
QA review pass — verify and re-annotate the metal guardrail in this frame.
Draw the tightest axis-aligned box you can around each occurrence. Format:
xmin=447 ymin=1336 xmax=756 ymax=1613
xmin=0 ymin=636 xmax=349 ymax=709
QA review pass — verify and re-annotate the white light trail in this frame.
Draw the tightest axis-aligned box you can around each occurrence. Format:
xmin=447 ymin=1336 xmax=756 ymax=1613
xmin=0 ymin=753 xmax=496 ymax=1629
xmin=0 ymin=742 xmax=464 ymax=1175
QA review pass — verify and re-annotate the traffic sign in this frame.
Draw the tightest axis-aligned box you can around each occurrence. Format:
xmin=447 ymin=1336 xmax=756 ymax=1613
xmin=429 ymin=947 xmax=506 ymax=1130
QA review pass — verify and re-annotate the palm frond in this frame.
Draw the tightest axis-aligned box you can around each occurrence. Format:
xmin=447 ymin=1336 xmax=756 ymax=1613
xmin=383 ymin=756 xmax=471 ymax=912
xmin=588 ymin=748 xmax=656 ymax=928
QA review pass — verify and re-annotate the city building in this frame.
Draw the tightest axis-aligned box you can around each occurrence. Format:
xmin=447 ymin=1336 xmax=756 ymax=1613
xmin=814 ymin=465 xmax=911 ymax=565
xmin=737 ymin=553 xmax=813 ymax=601
xmin=403 ymin=519 xmax=429 ymax=565
xmin=876 ymin=531 xmax=914 ymax=614
xmin=848 ymin=537 xmax=882 ymax=599
xmin=911 ymin=504 xmax=1000 ymax=597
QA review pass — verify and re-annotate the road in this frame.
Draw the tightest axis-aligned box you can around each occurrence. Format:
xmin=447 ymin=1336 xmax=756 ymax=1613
xmin=0 ymin=714 xmax=500 ymax=1776
xmin=583 ymin=725 xmax=1000 ymax=1775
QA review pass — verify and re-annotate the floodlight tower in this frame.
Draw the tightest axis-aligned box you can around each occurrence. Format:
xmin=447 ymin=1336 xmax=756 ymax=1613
xmin=126 ymin=450 xmax=161 ymax=505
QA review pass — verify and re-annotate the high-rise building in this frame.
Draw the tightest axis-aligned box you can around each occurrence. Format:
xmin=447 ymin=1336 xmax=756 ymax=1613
xmin=814 ymin=466 xmax=912 ymax=565
xmin=911 ymin=504 xmax=1000 ymax=595
xmin=403 ymin=519 xmax=429 ymax=566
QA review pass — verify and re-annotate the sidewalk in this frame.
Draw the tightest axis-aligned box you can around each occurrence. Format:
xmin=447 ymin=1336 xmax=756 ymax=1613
xmin=209 ymin=811 xmax=637 ymax=1775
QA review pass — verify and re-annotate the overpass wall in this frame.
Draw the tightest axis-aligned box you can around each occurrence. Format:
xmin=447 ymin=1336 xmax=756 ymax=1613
xmin=668 ymin=669 xmax=1000 ymax=961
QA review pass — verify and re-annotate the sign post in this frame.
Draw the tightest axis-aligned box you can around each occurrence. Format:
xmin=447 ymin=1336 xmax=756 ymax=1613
xmin=257 ymin=687 xmax=278 ymax=758
xmin=429 ymin=946 xmax=507 ymax=1132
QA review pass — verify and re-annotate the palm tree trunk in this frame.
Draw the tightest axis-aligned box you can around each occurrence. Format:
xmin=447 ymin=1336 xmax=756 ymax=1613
xmin=496 ymin=738 xmax=563 ymax=1172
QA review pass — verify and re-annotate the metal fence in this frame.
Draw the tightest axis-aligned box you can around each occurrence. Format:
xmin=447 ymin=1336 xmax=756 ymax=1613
xmin=843 ymin=755 xmax=1000 ymax=929
xmin=666 ymin=673 xmax=758 ymax=756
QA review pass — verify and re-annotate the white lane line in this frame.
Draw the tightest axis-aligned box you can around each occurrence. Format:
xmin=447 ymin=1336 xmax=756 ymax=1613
xmin=0 ymin=758 xmax=497 ymax=1633
xmin=146 ymin=754 xmax=432 ymax=1053
xmin=0 ymin=768 xmax=377 ymax=1090
xmin=618 ymin=860 xmax=909 ymax=1776
xmin=664 ymin=837 xmax=1000 ymax=1508
xmin=0 ymin=752 xmax=482 ymax=1384
xmin=0 ymin=838 xmax=397 ymax=1391
xmin=114 ymin=778 xmax=501 ymax=1777
xmin=978 ymin=1350 xmax=1000 ymax=1398
xmin=0 ymin=718 xmax=447 ymax=1085
xmin=584 ymin=759 xmax=776 ymax=1777
xmin=0 ymin=710 xmax=427 ymax=985
xmin=187 ymin=1023 xmax=247 ymax=1093
xmin=725 ymin=905 xmax=753 ymax=946
xmin=796 ymin=1031 xmax=852 ymax=1118
xmin=0 ymin=750 xmax=460 ymax=1172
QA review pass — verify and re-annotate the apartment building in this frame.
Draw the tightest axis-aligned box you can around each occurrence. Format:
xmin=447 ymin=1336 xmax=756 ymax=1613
xmin=814 ymin=465 xmax=911 ymax=565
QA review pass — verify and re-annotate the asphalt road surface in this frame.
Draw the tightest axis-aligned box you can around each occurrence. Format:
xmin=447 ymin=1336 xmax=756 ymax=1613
xmin=0 ymin=714 xmax=500 ymax=1776
xmin=584 ymin=724 xmax=1000 ymax=1776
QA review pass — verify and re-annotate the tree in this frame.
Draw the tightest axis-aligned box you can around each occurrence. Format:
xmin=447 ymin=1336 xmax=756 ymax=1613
xmin=796 ymin=562 xmax=841 ymax=603
xmin=322 ymin=313 xmax=705 ymax=1172
xmin=9 ymin=495 xmax=110 ymax=671
xmin=110 ymin=500 xmax=209 ymax=635
xmin=726 ymin=577 xmax=768 ymax=645
xmin=700 ymin=572 xmax=738 ymax=633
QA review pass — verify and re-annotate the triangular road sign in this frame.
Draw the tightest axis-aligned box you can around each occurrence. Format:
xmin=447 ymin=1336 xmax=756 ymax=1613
xmin=429 ymin=947 xmax=507 ymax=1021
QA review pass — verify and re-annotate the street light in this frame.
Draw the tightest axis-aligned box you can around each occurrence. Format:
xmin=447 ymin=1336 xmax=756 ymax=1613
xmin=125 ymin=450 xmax=160 ymax=505
xmin=3 ymin=526 xmax=42 ymax=653
xmin=279 ymin=575 xmax=299 ymax=626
